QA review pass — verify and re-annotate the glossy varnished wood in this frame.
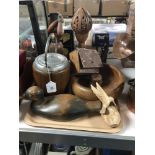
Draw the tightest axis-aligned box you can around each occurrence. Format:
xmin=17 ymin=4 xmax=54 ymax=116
xmin=72 ymin=64 xmax=125 ymax=100
xmin=33 ymin=64 xmax=70 ymax=95
xmin=30 ymin=94 xmax=102 ymax=121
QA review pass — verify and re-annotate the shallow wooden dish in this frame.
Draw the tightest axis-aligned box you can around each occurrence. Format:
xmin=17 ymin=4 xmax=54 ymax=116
xmin=72 ymin=64 xmax=125 ymax=101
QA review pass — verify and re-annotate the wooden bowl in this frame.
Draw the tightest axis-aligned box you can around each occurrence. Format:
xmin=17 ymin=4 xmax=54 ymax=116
xmin=72 ymin=64 xmax=125 ymax=101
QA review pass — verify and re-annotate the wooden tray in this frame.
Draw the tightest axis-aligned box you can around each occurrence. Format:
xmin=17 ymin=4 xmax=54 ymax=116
xmin=24 ymin=107 xmax=123 ymax=133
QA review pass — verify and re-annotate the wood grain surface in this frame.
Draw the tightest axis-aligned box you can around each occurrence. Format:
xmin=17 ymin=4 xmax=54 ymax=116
xmin=24 ymin=105 xmax=123 ymax=133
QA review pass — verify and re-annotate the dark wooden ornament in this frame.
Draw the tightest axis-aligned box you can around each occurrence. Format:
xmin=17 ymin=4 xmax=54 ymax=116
xmin=69 ymin=49 xmax=103 ymax=74
xmin=78 ymin=48 xmax=103 ymax=68
xmin=25 ymin=86 xmax=102 ymax=121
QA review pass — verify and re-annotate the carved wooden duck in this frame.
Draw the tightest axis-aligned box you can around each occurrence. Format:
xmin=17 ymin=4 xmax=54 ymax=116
xmin=25 ymin=84 xmax=121 ymax=128
xmin=25 ymin=86 xmax=101 ymax=121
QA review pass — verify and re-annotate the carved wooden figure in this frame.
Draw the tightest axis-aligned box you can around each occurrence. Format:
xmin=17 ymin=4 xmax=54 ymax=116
xmin=25 ymin=86 xmax=102 ymax=121
xmin=91 ymin=83 xmax=121 ymax=128
xmin=71 ymin=8 xmax=92 ymax=47
xmin=24 ymin=84 xmax=121 ymax=128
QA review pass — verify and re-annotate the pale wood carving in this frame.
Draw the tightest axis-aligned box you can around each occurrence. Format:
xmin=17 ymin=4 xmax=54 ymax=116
xmin=91 ymin=82 xmax=121 ymax=128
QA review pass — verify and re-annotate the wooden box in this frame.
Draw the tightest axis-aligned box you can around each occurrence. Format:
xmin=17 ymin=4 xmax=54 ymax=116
xmin=102 ymin=0 xmax=129 ymax=16
xmin=74 ymin=0 xmax=100 ymax=16
xmin=47 ymin=0 xmax=73 ymax=16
